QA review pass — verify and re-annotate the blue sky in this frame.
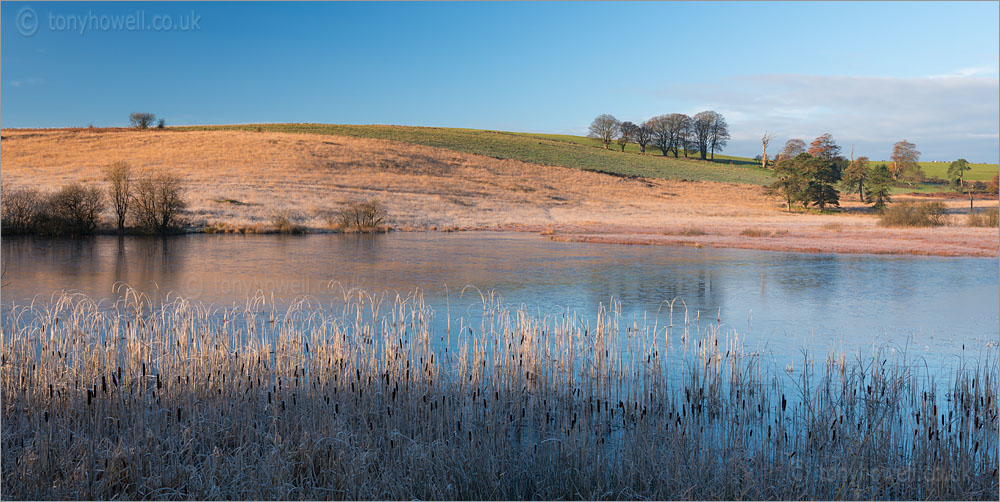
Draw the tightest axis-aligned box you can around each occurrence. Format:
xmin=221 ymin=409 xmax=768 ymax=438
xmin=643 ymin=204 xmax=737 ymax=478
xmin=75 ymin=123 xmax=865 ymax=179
xmin=3 ymin=1 xmax=998 ymax=161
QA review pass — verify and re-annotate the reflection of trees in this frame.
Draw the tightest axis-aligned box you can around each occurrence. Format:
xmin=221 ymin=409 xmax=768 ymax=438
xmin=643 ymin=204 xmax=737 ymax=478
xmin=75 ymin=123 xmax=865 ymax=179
xmin=574 ymin=261 xmax=726 ymax=319
xmin=128 ymin=236 xmax=186 ymax=302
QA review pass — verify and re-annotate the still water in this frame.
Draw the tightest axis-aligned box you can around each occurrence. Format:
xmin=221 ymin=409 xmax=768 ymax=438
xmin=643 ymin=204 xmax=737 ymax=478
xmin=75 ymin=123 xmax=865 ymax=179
xmin=2 ymin=232 xmax=997 ymax=367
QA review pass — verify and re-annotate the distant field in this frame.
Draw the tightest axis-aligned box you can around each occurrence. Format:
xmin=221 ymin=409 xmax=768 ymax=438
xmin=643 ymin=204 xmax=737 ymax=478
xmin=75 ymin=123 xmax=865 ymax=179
xmin=177 ymin=124 xmax=776 ymax=186
xmin=917 ymin=161 xmax=998 ymax=182
xmin=867 ymin=160 xmax=998 ymax=182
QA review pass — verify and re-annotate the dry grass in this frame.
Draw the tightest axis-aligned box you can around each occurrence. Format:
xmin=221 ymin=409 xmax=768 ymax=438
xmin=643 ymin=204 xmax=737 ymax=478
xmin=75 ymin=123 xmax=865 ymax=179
xmin=2 ymin=128 xmax=996 ymax=256
xmin=0 ymin=128 xmax=772 ymax=232
xmin=665 ymin=226 xmax=708 ymax=236
xmin=2 ymin=289 xmax=997 ymax=500
xmin=968 ymin=207 xmax=999 ymax=228
xmin=740 ymin=228 xmax=771 ymax=238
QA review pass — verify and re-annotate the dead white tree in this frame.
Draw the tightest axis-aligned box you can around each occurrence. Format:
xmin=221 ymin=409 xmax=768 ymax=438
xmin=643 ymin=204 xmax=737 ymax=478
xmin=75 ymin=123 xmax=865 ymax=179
xmin=761 ymin=132 xmax=773 ymax=169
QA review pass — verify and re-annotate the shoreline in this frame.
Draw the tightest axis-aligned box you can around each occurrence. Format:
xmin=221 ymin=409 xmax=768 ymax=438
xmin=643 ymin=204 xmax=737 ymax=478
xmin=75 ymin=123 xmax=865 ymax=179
xmin=3 ymin=128 xmax=997 ymax=258
xmin=7 ymin=224 xmax=997 ymax=258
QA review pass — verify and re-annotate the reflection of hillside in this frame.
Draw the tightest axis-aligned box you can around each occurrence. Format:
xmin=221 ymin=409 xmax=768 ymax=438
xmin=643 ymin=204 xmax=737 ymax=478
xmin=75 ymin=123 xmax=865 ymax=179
xmin=1 ymin=233 xmax=995 ymax=362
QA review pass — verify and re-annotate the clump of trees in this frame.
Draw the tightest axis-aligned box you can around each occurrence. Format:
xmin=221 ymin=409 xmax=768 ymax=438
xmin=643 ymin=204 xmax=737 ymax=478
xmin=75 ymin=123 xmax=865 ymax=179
xmin=765 ymin=133 xmax=848 ymax=211
xmin=765 ymin=134 xmax=909 ymax=212
xmin=1 ymin=162 xmax=186 ymax=236
xmin=588 ymin=111 xmax=729 ymax=160
xmin=103 ymin=161 xmax=186 ymax=233
xmin=766 ymin=152 xmax=844 ymax=211
xmin=1 ymin=184 xmax=105 ymax=236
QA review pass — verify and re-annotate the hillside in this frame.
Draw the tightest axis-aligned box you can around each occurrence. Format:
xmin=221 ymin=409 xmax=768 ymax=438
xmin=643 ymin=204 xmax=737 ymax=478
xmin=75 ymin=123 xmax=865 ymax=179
xmin=178 ymin=124 xmax=999 ymax=190
xmin=1 ymin=127 xmax=775 ymax=231
xmin=2 ymin=127 xmax=996 ymax=257
xmin=176 ymin=123 xmax=776 ymax=185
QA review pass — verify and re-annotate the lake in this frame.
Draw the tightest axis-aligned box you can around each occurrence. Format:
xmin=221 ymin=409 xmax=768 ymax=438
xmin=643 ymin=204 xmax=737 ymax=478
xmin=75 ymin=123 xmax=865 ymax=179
xmin=2 ymin=232 xmax=997 ymax=369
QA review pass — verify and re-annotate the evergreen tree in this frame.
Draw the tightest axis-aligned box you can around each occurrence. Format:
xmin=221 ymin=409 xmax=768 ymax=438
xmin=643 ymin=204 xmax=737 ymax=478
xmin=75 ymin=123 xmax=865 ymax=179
xmin=867 ymin=163 xmax=893 ymax=211
xmin=841 ymin=156 xmax=870 ymax=202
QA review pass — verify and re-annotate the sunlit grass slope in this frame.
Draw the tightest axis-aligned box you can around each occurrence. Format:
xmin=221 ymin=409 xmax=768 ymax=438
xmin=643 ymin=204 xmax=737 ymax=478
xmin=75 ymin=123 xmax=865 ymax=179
xmin=177 ymin=123 xmax=775 ymax=185
xmin=916 ymin=161 xmax=998 ymax=182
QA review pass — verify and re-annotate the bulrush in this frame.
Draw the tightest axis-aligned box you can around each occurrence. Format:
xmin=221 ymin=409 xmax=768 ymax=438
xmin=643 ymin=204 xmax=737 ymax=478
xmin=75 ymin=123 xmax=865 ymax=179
xmin=0 ymin=289 xmax=996 ymax=500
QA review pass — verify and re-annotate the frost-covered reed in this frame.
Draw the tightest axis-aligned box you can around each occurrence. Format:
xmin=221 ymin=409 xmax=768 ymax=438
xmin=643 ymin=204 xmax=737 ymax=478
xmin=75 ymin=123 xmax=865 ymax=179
xmin=2 ymin=289 xmax=997 ymax=499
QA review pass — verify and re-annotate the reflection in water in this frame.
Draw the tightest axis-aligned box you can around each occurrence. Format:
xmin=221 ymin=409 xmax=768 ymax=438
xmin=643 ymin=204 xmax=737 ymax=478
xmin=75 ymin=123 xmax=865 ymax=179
xmin=2 ymin=232 xmax=997 ymax=367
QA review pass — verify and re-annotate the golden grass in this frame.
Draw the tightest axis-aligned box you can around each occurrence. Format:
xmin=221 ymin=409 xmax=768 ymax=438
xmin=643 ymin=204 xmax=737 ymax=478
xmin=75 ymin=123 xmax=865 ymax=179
xmin=0 ymin=128 xmax=773 ymax=232
xmin=2 ymin=289 xmax=997 ymax=499
xmin=740 ymin=228 xmax=771 ymax=237
xmin=2 ymin=128 xmax=996 ymax=256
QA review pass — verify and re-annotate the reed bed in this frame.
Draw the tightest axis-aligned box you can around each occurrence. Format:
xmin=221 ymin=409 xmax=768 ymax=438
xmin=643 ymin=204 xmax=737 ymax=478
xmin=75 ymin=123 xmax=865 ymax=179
xmin=2 ymin=289 xmax=997 ymax=500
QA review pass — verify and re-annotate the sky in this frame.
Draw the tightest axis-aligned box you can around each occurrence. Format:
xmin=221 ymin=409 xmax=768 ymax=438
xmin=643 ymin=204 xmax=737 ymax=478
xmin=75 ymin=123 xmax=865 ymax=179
xmin=3 ymin=1 xmax=998 ymax=162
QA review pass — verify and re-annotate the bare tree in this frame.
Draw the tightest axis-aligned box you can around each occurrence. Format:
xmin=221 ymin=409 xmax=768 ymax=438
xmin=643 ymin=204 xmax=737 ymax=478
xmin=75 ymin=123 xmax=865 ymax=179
xmin=890 ymin=140 xmax=921 ymax=180
xmin=617 ymin=121 xmax=638 ymax=152
xmin=708 ymin=113 xmax=730 ymax=160
xmin=664 ymin=114 xmax=691 ymax=158
xmin=129 ymin=113 xmax=157 ymax=130
xmin=633 ymin=124 xmax=652 ymax=154
xmin=132 ymin=169 xmax=186 ymax=233
xmin=588 ymin=114 xmax=620 ymax=150
xmin=691 ymin=111 xmax=728 ymax=160
xmin=104 ymin=161 xmax=132 ymax=233
xmin=691 ymin=111 xmax=714 ymax=160
xmin=645 ymin=115 xmax=671 ymax=156
xmin=678 ymin=117 xmax=693 ymax=158
xmin=760 ymin=132 xmax=773 ymax=169
xmin=779 ymin=138 xmax=807 ymax=160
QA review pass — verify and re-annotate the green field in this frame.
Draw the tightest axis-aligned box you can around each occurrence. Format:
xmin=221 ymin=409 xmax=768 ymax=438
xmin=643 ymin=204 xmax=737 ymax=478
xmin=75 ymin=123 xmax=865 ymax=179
xmin=916 ymin=161 xmax=998 ymax=182
xmin=177 ymin=123 xmax=776 ymax=185
xmin=867 ymin=160 xmax=998 ymax=182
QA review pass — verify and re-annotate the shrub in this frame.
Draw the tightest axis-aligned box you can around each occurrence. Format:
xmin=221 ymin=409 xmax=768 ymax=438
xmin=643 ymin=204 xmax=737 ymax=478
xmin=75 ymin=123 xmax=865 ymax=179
xmin=1 ymin=186 xmax=45 ymax=234
xmin=43 ymin=183 xmax=106 ymax=235
xmin=967 ymin=207 xmax=999 ymax=228
xmin=337 ymin=199 xmax=387 ymax=232
xmin=740 ymin=228 xmax=770 ymax=237
xmin=132 ymin=170 xmax=186 ymax=234
xmin=878 ymin=201 xmax=947 ymax=227
xmin=270 ymin=210 xmax=305 ymax=234
xmin=156 ymin=118 xmax=166 ymax=129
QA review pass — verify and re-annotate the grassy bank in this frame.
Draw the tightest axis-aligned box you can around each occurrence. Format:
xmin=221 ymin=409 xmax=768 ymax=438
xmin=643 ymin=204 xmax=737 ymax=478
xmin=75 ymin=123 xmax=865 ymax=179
xmin=174 ymin=123 xmax=777 ymax=185
xmin=3 ymin=290 xmax=997 ymax=500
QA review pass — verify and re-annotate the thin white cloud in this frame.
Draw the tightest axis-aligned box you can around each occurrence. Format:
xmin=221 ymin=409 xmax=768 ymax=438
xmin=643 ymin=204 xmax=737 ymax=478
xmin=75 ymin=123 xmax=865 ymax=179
xmin=658 ymin=72 xmax=1000 ymax=162
xmin=929 ymin=66 xmax=999 ymax=79
xmin=9 ymin=77 xmax=44 ymax=88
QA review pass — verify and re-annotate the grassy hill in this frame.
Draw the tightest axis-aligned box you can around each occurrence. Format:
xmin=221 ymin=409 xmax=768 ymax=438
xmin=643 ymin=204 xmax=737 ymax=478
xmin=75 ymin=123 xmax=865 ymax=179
xmin=176 ymin=123 xmax=998 ymax=191
xmin=915 ymin=161 xmax=997 ymax=182
xmin=176 ymin=123 xmax=775 ymax=185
